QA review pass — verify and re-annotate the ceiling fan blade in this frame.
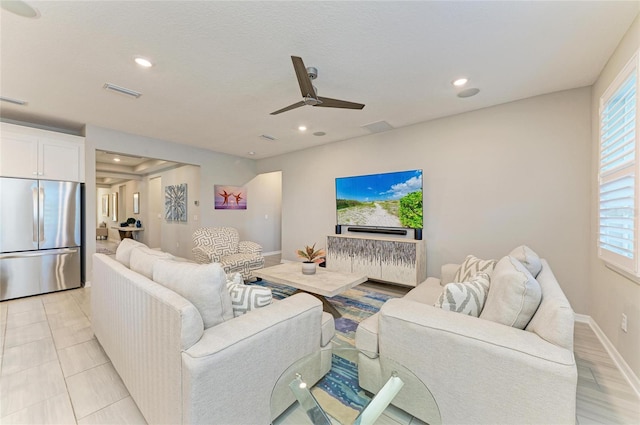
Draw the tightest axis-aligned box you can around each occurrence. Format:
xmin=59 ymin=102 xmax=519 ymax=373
xmin=270 ymin=100 xmax=306 ymax=115
xmin=316 ymin=96 xmax=365 ymax=110
xmin=291 ymin=56 xmax=316 ymax=98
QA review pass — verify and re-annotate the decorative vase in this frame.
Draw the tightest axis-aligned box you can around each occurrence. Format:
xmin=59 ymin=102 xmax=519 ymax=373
xmin=136 ymin=220 xmax=142 ymax=228
xmin=302 ymin=262 xmax=316 ymax=275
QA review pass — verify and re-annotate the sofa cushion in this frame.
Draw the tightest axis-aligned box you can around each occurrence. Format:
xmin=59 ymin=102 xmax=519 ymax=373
xmin=404 ymin=277 xmax=445 ymax=306
xmin=453 ymin=255 xmax=496 ymax=282
xmin=226 ymin=281 xmax=273 ymax=316
xmin=115 ymin=238 xmax=147 ymax=267
xmin=509 ymin=245 xmax=542 ymax=278
xmin=153 ymin=260 xmax=234 ymax=329
xmin=525 ymin=260 xmax=575 ymax=350
xmin=480 ymin=256 xmax=542 ymax=329
xmin=435 ymin=273 xmax=490 ymax=317
xmin=130 ymin=246 xmax=173 ymax=279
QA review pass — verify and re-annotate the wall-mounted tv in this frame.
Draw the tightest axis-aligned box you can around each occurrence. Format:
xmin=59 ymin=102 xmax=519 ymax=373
xmin=336 ymin=169 xmax=423 ymax=229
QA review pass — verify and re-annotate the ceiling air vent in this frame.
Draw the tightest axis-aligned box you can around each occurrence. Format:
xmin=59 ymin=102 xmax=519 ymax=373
xmin=260 ymin=134 xmax=277 ymax=141
xmin=362 ymin=120 xmax=393 ymax=134
xmin=103 ymin=83 xmax=142 ymax=98
xmin=0 ymin=96 xmax=28 ymax=105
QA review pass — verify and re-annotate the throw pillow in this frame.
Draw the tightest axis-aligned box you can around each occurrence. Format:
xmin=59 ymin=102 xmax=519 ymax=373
xmin=435 ymin=273 xmax=490 ymax=317
xmin=226 ymin=282 xmax=273 ymax=317
xmin=453 ymin=255 xmax=497 ymax=282
xmin=153 ymin=260 xmax=234 ymax=329
xmin=114 ymin=238 xmax=147 ymax=267
xmin=509 ymin=245 xmax=542 ymax=278
xmin=129 ymin=246 xmax=173 ymax=279
xmin=480 ymin=256 xmax=542 ymax=329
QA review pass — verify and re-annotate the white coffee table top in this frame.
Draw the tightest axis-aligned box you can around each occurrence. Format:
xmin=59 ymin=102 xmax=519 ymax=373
xmin=253 ymin=262 xmax=367 ymax=297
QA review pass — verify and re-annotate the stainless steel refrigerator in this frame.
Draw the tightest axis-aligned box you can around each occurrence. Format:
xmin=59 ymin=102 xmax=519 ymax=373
xmin=0 ymin=177 xmax=82 ymax=301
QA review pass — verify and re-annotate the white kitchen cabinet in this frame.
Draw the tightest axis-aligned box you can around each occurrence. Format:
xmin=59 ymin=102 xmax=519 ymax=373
xmin=326 ymin=234 xmax=427 ymax=286
xmin=0 ymin=122 xmax=85 ymax=182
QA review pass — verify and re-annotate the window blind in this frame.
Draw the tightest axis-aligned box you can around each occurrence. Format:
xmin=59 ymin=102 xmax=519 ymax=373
xmin=598 ymin=53 xmax=639 ymax=275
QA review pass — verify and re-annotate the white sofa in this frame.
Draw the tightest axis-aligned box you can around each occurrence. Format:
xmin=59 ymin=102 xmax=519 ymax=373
xmin=356 ymin=252 xmax=577 ymax=425
xmin=92 ymin=241 xmax=335 ymax=425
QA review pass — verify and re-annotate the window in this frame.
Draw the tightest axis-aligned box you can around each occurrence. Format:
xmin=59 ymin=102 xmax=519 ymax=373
xmin=598 ymin=52 xmax=639 ymax=277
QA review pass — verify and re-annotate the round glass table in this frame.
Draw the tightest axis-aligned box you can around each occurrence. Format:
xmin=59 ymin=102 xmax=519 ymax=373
xmin=271 ymin=347 xmax=440 ymax=425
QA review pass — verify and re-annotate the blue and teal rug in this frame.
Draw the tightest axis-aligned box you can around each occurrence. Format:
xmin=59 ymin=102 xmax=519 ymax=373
xmin=252 ymin=280 xmax=397 ymax=423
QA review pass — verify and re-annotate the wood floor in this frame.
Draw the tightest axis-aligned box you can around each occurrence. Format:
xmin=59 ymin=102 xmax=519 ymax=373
xmin=0 ymin=255 xmax=638 ymax=424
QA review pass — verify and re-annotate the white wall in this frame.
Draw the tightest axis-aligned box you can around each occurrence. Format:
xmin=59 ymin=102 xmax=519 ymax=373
xmin=258 ymin=87 xmax=592 ymax=314
xmin=590 ymin=15 xmax=640 ymax=378
xmin=152 ymin=164 xmax=200 ymax=258
xmin=242 ymin=171 xmax=282 ymax=254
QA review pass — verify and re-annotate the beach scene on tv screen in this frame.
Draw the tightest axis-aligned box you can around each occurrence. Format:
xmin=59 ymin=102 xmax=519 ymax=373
xmin=336 ymin=169 xmax=423 ymax=228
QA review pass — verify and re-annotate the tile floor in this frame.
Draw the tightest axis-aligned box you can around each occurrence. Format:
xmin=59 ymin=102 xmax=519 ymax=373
xmin=0 ymin=288 xmax=147 ymax=424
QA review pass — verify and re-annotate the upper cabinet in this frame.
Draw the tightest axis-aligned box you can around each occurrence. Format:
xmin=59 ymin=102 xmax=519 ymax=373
xmin=0 ymin=122 xmax=85 ymax=182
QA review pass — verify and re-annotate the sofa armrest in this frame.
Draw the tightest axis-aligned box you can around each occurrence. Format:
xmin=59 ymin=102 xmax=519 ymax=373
xmin=440 ymin=263 xmax=459 ymax=284
xmin=192 ymin=245 xmax=221 ymax=264
xmin=378 ymin=298 xmax=577 ymax=424
xmin=238 ymin=240 xmax=263 ymax=254
xmin=182 ymin=293 xmax=328 ymax=425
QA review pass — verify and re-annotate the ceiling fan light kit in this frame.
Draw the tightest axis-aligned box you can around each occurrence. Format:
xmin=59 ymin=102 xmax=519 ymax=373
xmin=271 ymin=56 xmax=365 ymax=115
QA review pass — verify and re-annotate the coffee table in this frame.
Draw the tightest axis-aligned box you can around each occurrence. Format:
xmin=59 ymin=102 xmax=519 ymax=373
xmin=271 ymin=348 xmax=441 ymax=425
xmin=253 ymin=262 xmax=367 ymax=318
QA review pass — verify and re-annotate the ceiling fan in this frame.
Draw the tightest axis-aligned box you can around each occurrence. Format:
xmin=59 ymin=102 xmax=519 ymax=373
xmin=270 ymin=56 xmax=365 ymax=115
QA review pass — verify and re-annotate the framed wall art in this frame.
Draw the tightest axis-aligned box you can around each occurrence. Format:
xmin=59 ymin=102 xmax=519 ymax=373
xmin=214 ymin=185 xmax=247 ymax=210
xmin=133 ymin=192 xmax=140 ymax=214
xmin=101 ymin=194 xmax=110 ymax=217
xmin=165 ymin=183 xmax=187 ymax=221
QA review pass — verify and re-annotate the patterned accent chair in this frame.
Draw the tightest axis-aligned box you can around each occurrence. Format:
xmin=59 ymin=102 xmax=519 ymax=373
xmin=192 ymin=227 xmax=265 ymax=280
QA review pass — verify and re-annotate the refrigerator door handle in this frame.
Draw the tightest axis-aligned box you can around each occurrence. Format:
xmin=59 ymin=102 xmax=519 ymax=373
xmin=32 ymin=187 xmax=39 ymax=243
xmin=0 ymin=248 xmax=79 ymax=260
xmin=39 ymin=187 xmax=45 ymax=242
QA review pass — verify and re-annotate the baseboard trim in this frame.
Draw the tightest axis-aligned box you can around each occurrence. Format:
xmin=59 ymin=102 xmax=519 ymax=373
xmin=262 ymin=250 xmax=282 ymax=257
xmin=575 ymin=313 xmax=640 ymax=398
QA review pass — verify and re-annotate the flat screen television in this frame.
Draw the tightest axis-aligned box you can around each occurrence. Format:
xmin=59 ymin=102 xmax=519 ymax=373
xmin=336 ymin=169 xmax=423 ymax=229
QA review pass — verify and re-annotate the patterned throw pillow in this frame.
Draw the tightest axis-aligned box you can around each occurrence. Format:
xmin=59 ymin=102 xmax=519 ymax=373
xmin=435 ymin=273 xmax=491 ymax=317
xmin=226 ymin=274 xmax=272 ymax=317
xmin=453 ymin=255 xmax=497 ymax=282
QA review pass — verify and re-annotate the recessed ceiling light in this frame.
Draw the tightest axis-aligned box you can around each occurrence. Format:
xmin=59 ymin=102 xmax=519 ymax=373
xmin=113 ymin=158 xmax=121 ymax=162
xmin=298 ymin=125 xmax=307 ymax=132
xmin=457 ymin=88 xmax=480 ymax=98
xmin=134 ymin=57 xmax=153 ymax=68
xmin=248 ymin=151 xmax=256 ymax=156
xmin=1 ymin=0 xmax=40 ymax=18
xmin=452 ymin=78 xmax=468 ymax=87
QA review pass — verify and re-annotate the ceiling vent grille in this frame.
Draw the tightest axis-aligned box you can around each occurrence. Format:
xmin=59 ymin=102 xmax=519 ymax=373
xmin=260 ymin=134 xmax=277 ymax=141
xmin=0 ymin=96 xmax=27 ymax=105
xmin=103 ymin=83 xmax=142 ymax=98
xmin=362 ymin=120 xmax=393 ymax=134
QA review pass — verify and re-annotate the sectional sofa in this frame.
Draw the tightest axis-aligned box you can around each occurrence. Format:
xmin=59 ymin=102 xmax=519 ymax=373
xmin=91 ymin=239 xmax=335 ymax=424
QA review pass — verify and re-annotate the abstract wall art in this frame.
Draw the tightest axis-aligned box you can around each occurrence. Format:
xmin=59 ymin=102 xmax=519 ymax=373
xmin=165 ymin=183 xmax=188 ymax=221
xmin=215 ymin=185 xmax=247 ymax=210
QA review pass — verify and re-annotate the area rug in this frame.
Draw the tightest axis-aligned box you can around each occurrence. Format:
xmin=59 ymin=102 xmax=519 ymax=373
xmin=252 ymin=280 xmax=398 ymax=423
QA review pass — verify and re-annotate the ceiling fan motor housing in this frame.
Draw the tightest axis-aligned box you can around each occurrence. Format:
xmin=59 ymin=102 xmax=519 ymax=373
xmin=306 ymin=67 xmax=318 ymax=80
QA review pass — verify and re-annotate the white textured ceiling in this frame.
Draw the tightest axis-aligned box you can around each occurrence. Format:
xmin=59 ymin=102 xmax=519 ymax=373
xmin=1 ymin=1 xmax=638 ymax=159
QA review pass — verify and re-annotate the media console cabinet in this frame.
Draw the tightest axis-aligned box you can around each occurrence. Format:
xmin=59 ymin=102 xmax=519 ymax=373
xmin=326 ymin=234 xmax=426 ymax=287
